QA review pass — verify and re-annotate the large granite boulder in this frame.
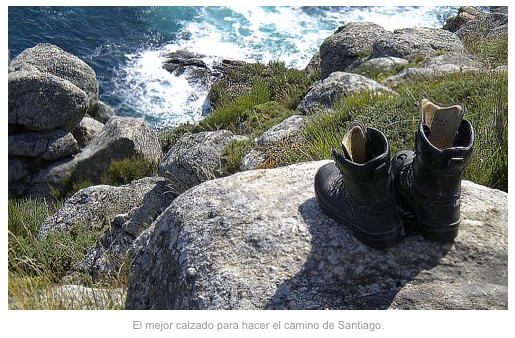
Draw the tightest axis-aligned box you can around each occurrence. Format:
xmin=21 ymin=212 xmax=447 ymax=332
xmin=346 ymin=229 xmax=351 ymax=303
xmin=158 ymin=130 xmax=247 ymax=194
xmin=8 ymin=71 xmax=89 ymax=131
xmin=73 ymin=117 xmax=163 ymax=184
xmin=297 ymin=72 xmax=395 ymax=112
xmin=9 ymin=43 xmax=99 ymax=110
xmin=125 ymin=161 xmax=507 ymax=310
xmin=319 ymin=22 xmax=388 ymax=78
xmin=39 ymin=177 xmax=163 ymax=237
xmin=372 ymin=27 xmax=465 ymax=60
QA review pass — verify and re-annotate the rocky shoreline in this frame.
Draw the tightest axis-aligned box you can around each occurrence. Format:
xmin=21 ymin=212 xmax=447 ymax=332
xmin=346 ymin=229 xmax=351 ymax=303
xmin=8 ymin=6 xmax=508 ymax=310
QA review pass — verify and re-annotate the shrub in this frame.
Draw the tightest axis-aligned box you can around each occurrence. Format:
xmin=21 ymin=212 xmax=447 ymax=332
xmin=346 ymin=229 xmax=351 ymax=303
xmin=101 ymin=154 xmax=158 ymax=186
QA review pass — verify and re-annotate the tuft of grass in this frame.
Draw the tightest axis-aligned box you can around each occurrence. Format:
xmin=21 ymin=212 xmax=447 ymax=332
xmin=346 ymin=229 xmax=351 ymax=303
xmin=220 ymin=138 xmax=254 ymax=174
xmin=200 ymin=82 xmax=271 ymax=132
xmin=8 ymin=198 xmax=125 ymax=309
xmin=8 ymin=198 xmax=104 ymax=281
xmin=101 ymin=154 xmax=158 ymax=186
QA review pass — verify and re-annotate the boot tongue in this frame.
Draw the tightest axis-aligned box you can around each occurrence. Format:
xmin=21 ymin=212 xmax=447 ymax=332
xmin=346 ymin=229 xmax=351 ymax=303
xmin=342 ymin=122 xmax=368 ymax=164
xmin=421 ymin=99 xmax=464 ymax=150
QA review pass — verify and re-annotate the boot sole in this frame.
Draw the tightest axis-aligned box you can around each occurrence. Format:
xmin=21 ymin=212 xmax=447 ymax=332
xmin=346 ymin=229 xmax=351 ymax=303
xmin=314 ymin=186 xmax=401 ymax=250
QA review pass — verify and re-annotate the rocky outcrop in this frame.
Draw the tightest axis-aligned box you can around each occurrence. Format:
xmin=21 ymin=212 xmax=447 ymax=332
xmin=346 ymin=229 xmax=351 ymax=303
xmin=39 ymin=177 xmax=163 ymax=237
xmin=7 ymin=44 xmax=123 ymax=199
xmin=304 ymin=51 xmax=320 ymax=76
xmin=381 ymin=52 xmax=482 ymax=88
xmin=390 ymin=182 xmax=508 ymax=309
xmin=450 ymin=6 xmax=508 ymax=41
xmin=443 ymin=6 xmax=483 ymax=32
xmin=319 ymin=22 xmax=388 ymax=78
xmin=8 ymin=71 xmax=89 ymax=131
xmin=240 ymin=149 xmax=265 ymax=171
xmin=297 ymin=72 xmax=395 ymax=112
xmin=372 ymin=27 xmax=465 ymax=60
xmin=67 ymin=178 xmax=177 ymax=283
xmin=125 ymin=161 xmax=507 ymax=310
xmin=72 ymin=117 xmax=162 ymax=184
xmin=158 ymin=130 xmax=247 ymax=194
xmin=161 ymin=50 xmax=211 ymax=87
xmin=8 ymin=43 xmax=99 ymax=111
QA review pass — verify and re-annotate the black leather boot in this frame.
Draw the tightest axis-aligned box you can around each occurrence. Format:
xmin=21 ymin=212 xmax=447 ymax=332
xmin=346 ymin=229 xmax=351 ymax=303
xmin=391 ymin=99 xmax=475 ymax=243
xmin=314 ymin=122 xmax=401 ymax=249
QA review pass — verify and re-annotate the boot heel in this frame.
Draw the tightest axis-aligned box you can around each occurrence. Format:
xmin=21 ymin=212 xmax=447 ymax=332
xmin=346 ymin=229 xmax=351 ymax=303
xmin=420 ymin=222 xmax=459 ymax=243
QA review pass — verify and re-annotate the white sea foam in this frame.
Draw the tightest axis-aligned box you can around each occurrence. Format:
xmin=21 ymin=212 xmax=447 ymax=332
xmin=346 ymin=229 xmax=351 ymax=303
xmin=114 ymin=49 xmax=207 ymax=129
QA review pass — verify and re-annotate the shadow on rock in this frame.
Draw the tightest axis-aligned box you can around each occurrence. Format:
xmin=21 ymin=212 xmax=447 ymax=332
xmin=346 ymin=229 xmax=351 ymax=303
xmin=265 ymin=197 xmax=446 ymax=309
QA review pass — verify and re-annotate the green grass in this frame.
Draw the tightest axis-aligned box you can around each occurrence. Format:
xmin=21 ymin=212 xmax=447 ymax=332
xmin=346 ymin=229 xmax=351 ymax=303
xmin=199 ymin=82 xmax=271 ymax=132
xmin=209 ymin=60 xmax=316 ymax=110
xmin=463 ymin=27 xmax=508 ymax=68
xmin=8 ymin=198 xmax=125 ymax=309
xmin=101 ymin=154 xmax=158 ymax=186
xmin=293 ymin=71 xmax=508 ymax=191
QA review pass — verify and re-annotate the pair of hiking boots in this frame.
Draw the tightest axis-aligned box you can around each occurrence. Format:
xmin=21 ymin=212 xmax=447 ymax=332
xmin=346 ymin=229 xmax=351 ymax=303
xmin=314 ymin=99 xmax=475 ymax=249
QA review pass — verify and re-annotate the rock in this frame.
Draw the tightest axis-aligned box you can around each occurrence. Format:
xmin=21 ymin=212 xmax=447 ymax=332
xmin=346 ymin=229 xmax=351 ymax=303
xmin=372 ymin=28 xmax=465 ymax=60
xmin=39 ymin=177 xmax=163 ymax=237
xmin=161 ymin=50 xmax=211 ymax=87
xmin=8 ymin=157 xmax=29 ymax=183
xmin=455 ymin=10 xmax=508 ymax=41
xmin=320 ymin=22 xmax=388 ymax=78
xmin=73 ymin=117 xmax=163 ymax=184
xmin=381 ymin=52 xmax=481 ymax=89
xmin=490 ymin=6 xmax=508 ymax=15
xmin=158 ymin=130 xmax=247 ymax=194
xmin=41 ymin=130 xmax=79 ymax=161
xmin=89 ymin=101 xmax=116 ymax=124
xmin=304 ymin=51 xmax=320 ymax=76
xmin=390 ymin=181 xmax=508 ymax=310
xmin=8 ymin=71 xmax=89 ymax=131
xmin=443 ymin=6 xmax=483 ymax=32
xmin=27 ymin=157 xmax=77 ymax=199
xmin=354 ymin=56 xmax=409 ymax=74
xmin=68 ymin=178 xmax=177 ymax=283
xmin=8 ymin=43 xmax=99 ymax=110
xmin=257 ymin=115 xmax=306 ymax=146
xmin=125 ymin=161 xmax=507 ymax=310
xmin=297 ymin=72 xmax=396 ymax=112
xmin=72 ymin=115 xmax=104 ymax=149
xmin=240 ymin=149 xmax=265 ymax=171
